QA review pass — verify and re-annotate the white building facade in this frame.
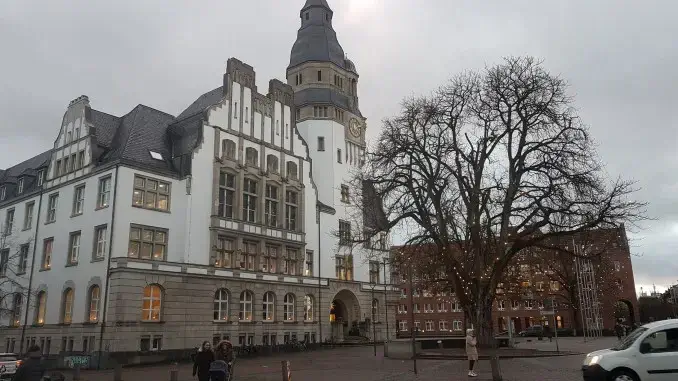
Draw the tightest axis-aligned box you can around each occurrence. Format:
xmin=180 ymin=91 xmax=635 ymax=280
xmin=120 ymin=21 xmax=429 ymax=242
xmin=0 ymin=0 xmax=395 ymax=362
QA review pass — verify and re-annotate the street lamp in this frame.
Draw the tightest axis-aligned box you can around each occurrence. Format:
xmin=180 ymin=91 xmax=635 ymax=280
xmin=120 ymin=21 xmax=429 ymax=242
xmin=382 ymin=257 xmax=390 ymax=342
xmin=369 ymin=280 xmax=377 ymax=356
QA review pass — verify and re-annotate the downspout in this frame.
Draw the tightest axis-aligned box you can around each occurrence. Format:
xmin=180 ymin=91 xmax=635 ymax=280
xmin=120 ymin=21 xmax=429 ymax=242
xmin=19 ymin=189 xmax=44 ymax=354
xmin=97 ymin=164 xmax=120 ymax=369
xmin=317 ymin=203 xmax=322 ymax=343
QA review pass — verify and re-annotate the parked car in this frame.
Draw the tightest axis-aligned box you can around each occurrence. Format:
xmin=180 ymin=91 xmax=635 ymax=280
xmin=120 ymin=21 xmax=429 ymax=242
xmin=582 ymin=318 xmax=678 ymax=381
xmin=0 ymin=353 xmax=21 ymax=379
xmin=518 ymin=325 xmax=544 ymax=337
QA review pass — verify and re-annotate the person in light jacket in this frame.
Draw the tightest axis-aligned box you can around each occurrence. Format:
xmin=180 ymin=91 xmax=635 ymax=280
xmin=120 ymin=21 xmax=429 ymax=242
xmin=465 ymin=329 xmax=478 ymax=378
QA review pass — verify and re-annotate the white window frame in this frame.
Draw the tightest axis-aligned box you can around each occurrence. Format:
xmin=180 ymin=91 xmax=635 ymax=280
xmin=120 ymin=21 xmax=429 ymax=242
xmin=214 ymin=289 xmax=229 ymax=322
xmin=262 ymin=292 xmax=274 ymax=321
xmin=283 ymin=293 xmax=295 ymax=321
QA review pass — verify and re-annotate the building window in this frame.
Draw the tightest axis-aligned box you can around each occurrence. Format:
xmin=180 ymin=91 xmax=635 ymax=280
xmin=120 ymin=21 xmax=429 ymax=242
xmin=369 ymin=261 xmax=380 ymax=284
xmin=372 ymin=299 xmax=379 ymax=322
xmin=62 ymin=288 xmax=74 ymax=324
xmin=72 ymin=185 xmax=85 ymax=216
xmin=335 ymin=255 xmax=353 ymax=280
xmin=35 ymin=291 xmax=46 ymax=325
xmin=222 ymin=139 xmax=236 ymax=159
xmin=42 ymin=238 xmax=53 ymax=270
xmin=10 ymin=294 xmax=22 ymax=327
xmin=439 ymin=320 xmax=448 ymax=331
xmin=512 ymin=300 xmax=520 ymax=310
xmin=316 ymin=70 xmax=322 ymax=81
xmin=262 ymin=292 xmax=276 ymax=322
xmin=4 ymin=209 xmax=14 ymax=235
xmin=215 ymin=237 xmax=233 ymax=268
xmin=295 ymin=72 xmax=303 ymax=85
xmin=313 ymin=106 xmax=329 ymax=118
xmin=295 ymin=108 xmax=301 ymax=121
xmin=243 ymin=179 xmax=258 ymax=223
xmin=233 ymin=101 xmax=238 ymax=119
xmin=46 ymin=193 xmax=58 ymax=223
xmin=425 ymin=320 xmax=434 ymax=331
xmin=335 ymin=109 xmax=344 ymax=121
xmin=266 ymin=155 xmax=279 ymax=174
xmin=286 ymin=161 xmax=298 ymax=180
xmin=453 ymin=320 xmax=463 ymax=331
xmin=24 ymin=202 xmax=34 ymax=230
xmin=218 ymin=172 xmax=236 ymax=219
xmin=37 ymin=170 xmax=44 ymax=186
xmin=18 ymin=244 xmax=29 ymax=274
xmin=304 ymin=250 xmax=313 ymax=276
xmin=77 ymin=151 xmax=85 ymax=169
xmin=339 ymin=220 xmax=351 ymax=246
xmin=0 ymin=186 xmax=5 ymax=201
xmin=97 ymin=177 xmax=111 ymax=208
xmin=17 ymin=178 xmax=24 ymax=194
xmin=241 ymin=242 xmax=257 ymax=271
xmin=239 ymin=291 xmax=253 ymax=321
xmin=88 ymin=286 xmax=100 ymax=323
xmin=284 ymin=294 xmax=295 ymax=321
xmin=214 ymin=289 xmax=229 ymax=321
xmin=283 ymin=248 xmax=298 ymax=275
xmin=317 ymin=136 xmax=325 ymax=151
xmin=337 ymin=149 xmax=342 ymax=163
xmin=68 ymin=232 xmax=81 ymax=265
xmin=262 ymin=246 xmax=278 ymax=273
xmin=340 ymin=185 xmax=349 ymax=203
xmin=245 ymin=147 xmax=258 ymax=167
xmin=398 ymin=320 xmax=408 ymax=331
xmin=524 ymin=300 xmax=534 ymax=309
xmin=265 ymin=185 xmax=279 ymax=228
xmin=285 ymin=190 xmax=298 ymax=231
xmin=286 ymin=123 xmax=290 ymax=139
xmin=614 ymin=261 xmax=621 ymax=272
xmin=549 ymin=281 xmax=560 ymax=291
xmin=94 ymin=225 xmax=107 ymax=260
xmin=133 ymin=175 xmax=170 ymax=211
xmin=0 ymin=249 xmax=8 ymax=277
xmin=304 ymin=295 xmax=314 ymax=321
xmin=142 ymin=285 xmax=162 ymax=322
xmin=497 ymin=300 xmax=506 ymax=311
xmin=128 ymin=226 xmax=168 ymax=261
xmin=245 ymin=107 xmax=249 ymax=123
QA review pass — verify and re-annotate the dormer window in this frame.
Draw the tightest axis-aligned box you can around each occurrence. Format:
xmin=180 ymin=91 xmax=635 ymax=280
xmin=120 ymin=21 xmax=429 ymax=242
xmin=0 ymin=186 xmax=5 ymax=201
xmin=305 ymin=12 xmax=309 ymax=20
xmin=37 ymin=170 xmax=44 ymax=186
xmin=67 ymin=131 xmax=72 ymax=144
xmin=17 ymin=178 xmax=24 ymax=194
xmin=326 ymin=13 xmax=329 ymax=21
xmin=149 ymin=151 xmax=164 ymax=161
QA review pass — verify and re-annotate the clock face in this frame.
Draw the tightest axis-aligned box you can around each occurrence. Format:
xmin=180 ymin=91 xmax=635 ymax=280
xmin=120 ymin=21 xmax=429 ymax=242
xmin=349 ymin=119 xmax=361 ymax=138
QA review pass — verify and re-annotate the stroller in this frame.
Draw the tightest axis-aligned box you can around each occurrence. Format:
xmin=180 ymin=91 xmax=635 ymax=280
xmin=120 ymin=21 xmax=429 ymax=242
xmin=208 ymin=360 xmax=231 ymax=381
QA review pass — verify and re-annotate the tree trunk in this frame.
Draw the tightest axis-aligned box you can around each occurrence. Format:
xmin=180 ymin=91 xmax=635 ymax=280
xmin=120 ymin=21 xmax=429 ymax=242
xmin=471 ymin=299 xmax=503 ymax=381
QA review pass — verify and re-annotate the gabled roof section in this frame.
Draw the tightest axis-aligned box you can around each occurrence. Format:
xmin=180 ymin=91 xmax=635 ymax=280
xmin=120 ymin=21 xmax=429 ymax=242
xmin=90 ymin=109 xmax=121 ymax=148
xmin=102 ymin=105 xmax=176 ymax=173
xmin=177 ymin=86 xmax=224 ymax=120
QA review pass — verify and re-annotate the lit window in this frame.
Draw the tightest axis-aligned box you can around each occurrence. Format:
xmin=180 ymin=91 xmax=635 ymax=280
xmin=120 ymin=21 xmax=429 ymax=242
xmin=283 ymin=294 xmax=295 ymax=321
xmin=142 ymin=285 xmax=162 ymax=322
xmin=213 ymin=289 xmax=229 ymax=321
xmin=88 ymin=286 xmax=100 ymax=322
xmin=62 ymin=288 xmax=74 ymax=324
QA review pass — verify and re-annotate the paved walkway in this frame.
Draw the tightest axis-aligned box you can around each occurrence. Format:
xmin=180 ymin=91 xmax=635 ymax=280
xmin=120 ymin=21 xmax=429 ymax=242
xmin=512 ymin=335 xmax=618 ymax=354
xmin=47 ymin=343 xmax=613 ymax=381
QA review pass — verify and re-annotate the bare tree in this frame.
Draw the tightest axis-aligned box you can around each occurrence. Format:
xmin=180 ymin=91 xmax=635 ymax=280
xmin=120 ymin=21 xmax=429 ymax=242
xmin=0 ymin=226 xmax=33 ymax=327
xmin=356 ymin=56 xmax=646 ymax=380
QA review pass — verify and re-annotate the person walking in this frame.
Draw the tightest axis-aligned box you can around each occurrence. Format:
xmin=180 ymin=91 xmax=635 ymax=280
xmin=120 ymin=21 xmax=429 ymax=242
xmin=12 ymin=345 xmax=45 ymax=381
xmin=210 ymin=340 xmax=234 ymax=381
xmin=465 ymin=328 xmax=478 ymax=378
xmin=615 ymin=322 xmax=623 ymax=340
xmin=192 ymin=341 xmax=214 ymax=381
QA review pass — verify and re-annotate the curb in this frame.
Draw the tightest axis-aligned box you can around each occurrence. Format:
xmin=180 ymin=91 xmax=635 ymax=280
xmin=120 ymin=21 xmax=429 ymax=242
xmin=416 ymin=351 xmax=583 ymax=360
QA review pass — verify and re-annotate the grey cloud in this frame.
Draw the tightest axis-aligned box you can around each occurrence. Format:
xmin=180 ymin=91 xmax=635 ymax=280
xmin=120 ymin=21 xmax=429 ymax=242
xmin=1 ymin=0 xmax=676 ymax=291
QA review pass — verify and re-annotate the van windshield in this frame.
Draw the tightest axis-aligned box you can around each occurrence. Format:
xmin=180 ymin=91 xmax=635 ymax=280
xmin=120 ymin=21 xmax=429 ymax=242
xmin=611 ymin=327 xmax=648 ymax=350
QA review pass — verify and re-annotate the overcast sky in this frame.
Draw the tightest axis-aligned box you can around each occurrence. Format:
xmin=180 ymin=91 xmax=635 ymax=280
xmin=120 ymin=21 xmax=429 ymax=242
xmin=1 ymin=0 xmax=676 ymax=295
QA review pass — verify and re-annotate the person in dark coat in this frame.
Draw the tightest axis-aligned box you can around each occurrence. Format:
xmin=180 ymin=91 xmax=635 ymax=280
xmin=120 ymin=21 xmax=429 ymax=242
xmin=214 ymin=340 xmax=233 ymax=364
xmin=192 ymin=341 xmax=214 ymax=381
xmin=12 ymin=345 xmax=45 ymax=381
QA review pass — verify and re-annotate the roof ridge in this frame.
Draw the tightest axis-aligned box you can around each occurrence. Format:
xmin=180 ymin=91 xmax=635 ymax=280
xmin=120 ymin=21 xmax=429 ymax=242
xmin=136 ymin=103 xmax=176 ymax=119
xmin=91 ymin=108 xmax=120 ymax=119
xmin=118 ymin=106 xmax=143 ymax=160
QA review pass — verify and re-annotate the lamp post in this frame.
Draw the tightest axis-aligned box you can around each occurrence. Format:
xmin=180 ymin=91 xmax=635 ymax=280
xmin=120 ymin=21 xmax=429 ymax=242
xmin=382 ymin=257 xmax=389 ymax=342
xmin=369 ymin=280 xmax=377 ymax=356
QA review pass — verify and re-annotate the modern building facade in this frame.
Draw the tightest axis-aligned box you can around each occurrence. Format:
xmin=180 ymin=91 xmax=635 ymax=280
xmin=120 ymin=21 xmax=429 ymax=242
xmin=391 ymin=226 xmax=639 ymax=337
xmin=0 ymin=0 xmax=396 ymax=359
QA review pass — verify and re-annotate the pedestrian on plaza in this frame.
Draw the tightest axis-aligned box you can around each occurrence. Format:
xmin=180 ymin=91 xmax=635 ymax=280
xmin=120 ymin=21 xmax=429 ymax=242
xmin=214 ymin=339 xmax=234 ymax=364
xmin=614 ymin=322 xmax=623 ymax=340
xmin=192 ymin=341 xmax=214 ymax=381
xmin=465 ymin=328 xmax=478 ymax=378
xmin=12 ymin=345 xmax=45 ymax=381
xmin=209 ymin=340 xmax=234 ymax=381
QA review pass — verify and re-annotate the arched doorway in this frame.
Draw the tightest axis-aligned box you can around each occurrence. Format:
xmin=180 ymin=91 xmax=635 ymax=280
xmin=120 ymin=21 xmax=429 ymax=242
xmin=330 ymin=289 xmax=361 ymax=341
xmin=615 ymin=299 xmax=635 ymax=326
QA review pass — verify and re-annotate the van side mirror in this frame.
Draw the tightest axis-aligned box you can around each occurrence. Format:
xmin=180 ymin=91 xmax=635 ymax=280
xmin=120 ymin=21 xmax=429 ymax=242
xmin=639 ymin=342 xmax=652 ymax=354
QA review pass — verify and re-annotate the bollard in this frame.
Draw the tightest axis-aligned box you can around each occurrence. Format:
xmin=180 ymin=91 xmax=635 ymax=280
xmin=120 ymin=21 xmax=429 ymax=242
xmin=113 ymin=363 xmax=123 ymax=381
xmin=169 ymin=362 xmax=179 ymax=381
xmin=72 ymin=364 xmax=81 ymax=381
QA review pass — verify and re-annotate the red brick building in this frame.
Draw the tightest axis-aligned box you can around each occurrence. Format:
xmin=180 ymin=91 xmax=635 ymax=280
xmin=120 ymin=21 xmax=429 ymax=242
xmin=390 ymin=226 xmax=638 ymax=337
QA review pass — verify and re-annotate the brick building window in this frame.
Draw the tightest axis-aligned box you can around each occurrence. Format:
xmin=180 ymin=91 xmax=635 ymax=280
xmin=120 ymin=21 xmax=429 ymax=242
xmin=128 ymin=226 xmax=167 ymax=261
xmin=215 ymin=237 xmax=234 ymax=268
xmin=218 ymin=172 xmax=236 ymax=219
xmin=132 ymin=175 xmax=170 ymax=211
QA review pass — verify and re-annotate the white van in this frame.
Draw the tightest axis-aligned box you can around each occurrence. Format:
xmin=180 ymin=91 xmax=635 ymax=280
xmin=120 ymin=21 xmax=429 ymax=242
xmin=582 ymin=319 xmax=678 ymax=381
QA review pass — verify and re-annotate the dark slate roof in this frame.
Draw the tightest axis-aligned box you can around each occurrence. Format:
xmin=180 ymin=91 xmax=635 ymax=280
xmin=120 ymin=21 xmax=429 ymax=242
xmin=0 ymin=150 xmax=52 ymax=205
xmin=101 ymin=105 xmax=176 ymax=173
xmin=294 ymin=88 xmax=363 ymax=117
xmin=289 ymin=0 xmax=348 ymax=70
xmin=177 ymin=86 xmax=224 ymax=120
xmin=90 ymin=109 xmax=121 ymax=148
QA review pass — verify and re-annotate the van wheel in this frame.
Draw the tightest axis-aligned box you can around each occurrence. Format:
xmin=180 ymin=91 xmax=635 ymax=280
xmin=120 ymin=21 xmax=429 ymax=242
xmin=610 ymin=369 xmax=638 ymax=381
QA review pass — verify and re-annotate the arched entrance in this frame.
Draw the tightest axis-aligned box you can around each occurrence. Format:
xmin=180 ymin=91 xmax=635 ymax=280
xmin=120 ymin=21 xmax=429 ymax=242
xmin=614 ymin=299 xmax=635 ymax=326
xmin=330 ymin=289 xmax=361 ymax=341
